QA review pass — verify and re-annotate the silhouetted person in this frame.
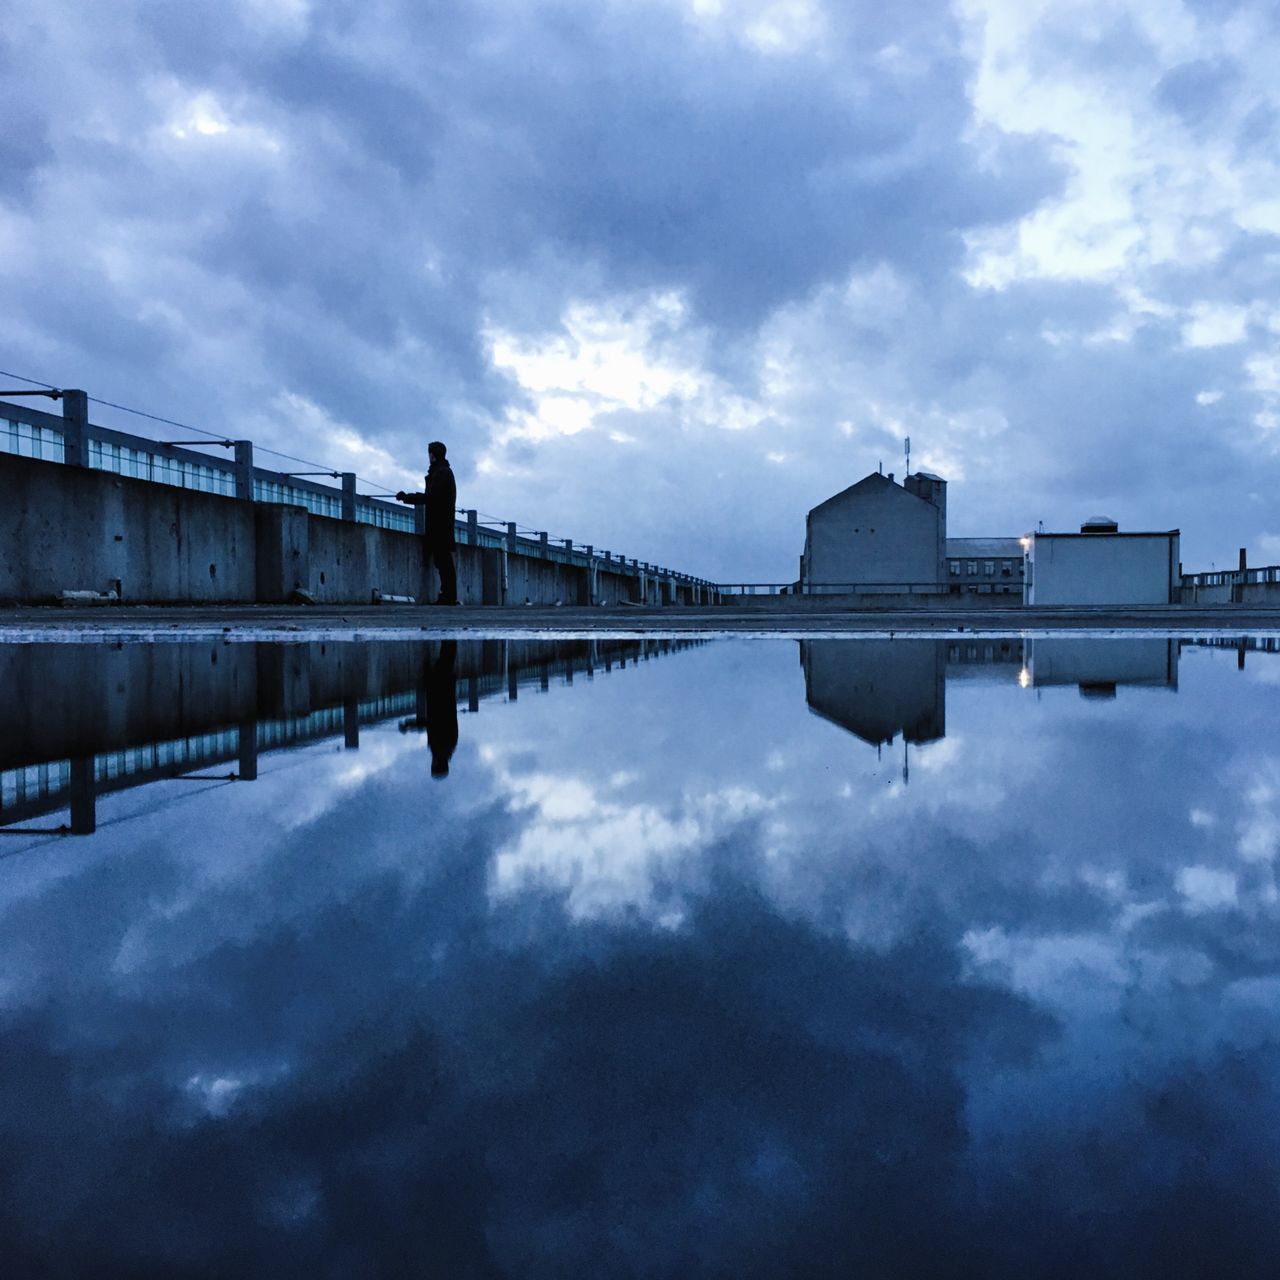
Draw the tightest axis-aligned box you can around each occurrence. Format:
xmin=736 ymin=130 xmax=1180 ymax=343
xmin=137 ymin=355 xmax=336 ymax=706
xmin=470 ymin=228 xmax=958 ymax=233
xmin=400 ymin=641 xmax=459 ymax=777
xmin=397 ymin=440 xmax=458 ymax=605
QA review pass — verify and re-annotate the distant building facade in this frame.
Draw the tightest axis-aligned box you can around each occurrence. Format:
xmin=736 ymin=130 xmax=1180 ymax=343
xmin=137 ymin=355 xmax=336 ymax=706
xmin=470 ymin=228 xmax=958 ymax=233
xmin=800 ymin=475 xmax=1178 ymax=606
xmin=1026 ymin=518 xmax=1180 ymax=606
xmin=945 ymin=537 xmax=1025 ymax=596
xmin=801 ymin=471 xmax=947 ymax=593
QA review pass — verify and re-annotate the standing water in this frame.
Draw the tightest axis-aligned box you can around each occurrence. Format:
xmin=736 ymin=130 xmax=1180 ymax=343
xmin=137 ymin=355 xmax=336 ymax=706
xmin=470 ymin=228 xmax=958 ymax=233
xmin=0 ymin=634 xmax=1277 ymax=1277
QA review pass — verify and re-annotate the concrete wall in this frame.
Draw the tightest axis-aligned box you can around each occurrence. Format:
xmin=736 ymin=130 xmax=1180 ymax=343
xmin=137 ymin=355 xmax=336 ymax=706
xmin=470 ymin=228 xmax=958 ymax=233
xmin=1179 ymin=578 xmax=1280 ymax=605
xmin=804 ymin=475 xmax=943 ymax=590
xmin=721 ymin=591 xmax=1025 ymax=610
xmin=1027 ymin=533 xmax=1179 ymax=606
xmin=1 ymin=452 xmax=257 ymax=603
xmin=0 ymin=452 xmax=703 ymax=606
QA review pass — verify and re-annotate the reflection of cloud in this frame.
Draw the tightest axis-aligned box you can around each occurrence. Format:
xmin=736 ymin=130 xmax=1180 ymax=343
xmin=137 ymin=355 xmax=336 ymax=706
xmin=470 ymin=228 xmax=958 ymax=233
xmin=1177 ymin=865 xmax=1240 ymax=912
xmin=489 ymin=761 xmax=772 ymax=919
xmin=3 ymin=637 xmax=1280 ymax=1270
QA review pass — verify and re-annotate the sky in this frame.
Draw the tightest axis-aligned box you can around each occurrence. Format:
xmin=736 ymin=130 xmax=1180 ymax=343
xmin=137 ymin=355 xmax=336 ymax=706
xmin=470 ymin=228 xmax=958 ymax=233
xmin=4 ymin=637 xmax=1280 ymax=1272
xmin=3 ymin=0 xmax=1280 ymax=580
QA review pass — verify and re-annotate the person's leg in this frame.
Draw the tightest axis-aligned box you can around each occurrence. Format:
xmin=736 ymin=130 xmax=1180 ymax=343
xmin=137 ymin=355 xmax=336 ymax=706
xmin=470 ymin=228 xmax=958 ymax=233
xmin=437 ymin=546 xmax=458 ymax=604
xmin=421 ymin=537 xmax=437 ymax=603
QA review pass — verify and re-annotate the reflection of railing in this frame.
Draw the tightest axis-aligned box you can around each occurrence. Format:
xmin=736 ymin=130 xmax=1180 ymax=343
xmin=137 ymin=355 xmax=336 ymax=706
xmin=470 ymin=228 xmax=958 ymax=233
xmin=0 ymin=388 xmax=717 ymax=592
xmin=0 ymin=638 xmax=702 ymax=837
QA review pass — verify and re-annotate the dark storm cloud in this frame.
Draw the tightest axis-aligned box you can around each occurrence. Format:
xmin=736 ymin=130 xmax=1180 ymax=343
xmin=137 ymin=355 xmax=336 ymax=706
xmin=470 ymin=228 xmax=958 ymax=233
xmin=3 ymin=1 xmax=1280 ymax=574
xmin=0 ymin=0 xmax=1062 ymax=500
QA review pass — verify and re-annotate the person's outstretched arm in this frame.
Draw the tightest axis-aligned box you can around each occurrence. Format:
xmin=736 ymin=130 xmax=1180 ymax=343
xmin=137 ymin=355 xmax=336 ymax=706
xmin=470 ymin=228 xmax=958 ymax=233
xmin=395 ymin=488 xmax=428 ymax=505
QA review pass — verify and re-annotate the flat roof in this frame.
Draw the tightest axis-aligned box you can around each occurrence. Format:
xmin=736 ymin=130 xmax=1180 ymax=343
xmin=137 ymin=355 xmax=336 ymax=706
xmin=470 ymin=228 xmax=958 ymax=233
xmin=947 ymin=537 xmax=1023 ymax=557
xmin=1035 ymin=530 xmax=1180 ymax=539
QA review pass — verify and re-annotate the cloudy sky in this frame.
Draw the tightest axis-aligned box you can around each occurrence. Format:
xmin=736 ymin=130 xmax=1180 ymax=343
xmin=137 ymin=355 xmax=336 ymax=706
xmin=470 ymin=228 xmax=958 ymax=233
xmin=3 ymin=0 xmax=1279 ymax=579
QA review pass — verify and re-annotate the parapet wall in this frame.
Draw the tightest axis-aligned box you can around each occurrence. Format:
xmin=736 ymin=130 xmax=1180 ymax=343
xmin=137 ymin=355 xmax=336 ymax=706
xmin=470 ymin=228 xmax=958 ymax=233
xmin=0 ymin=452 xmax=705 ymax=606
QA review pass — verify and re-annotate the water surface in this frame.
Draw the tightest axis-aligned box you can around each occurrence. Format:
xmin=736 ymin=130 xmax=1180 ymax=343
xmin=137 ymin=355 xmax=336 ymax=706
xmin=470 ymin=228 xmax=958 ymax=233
xmin=2 ymin=634 xmax=1279 ymax=1277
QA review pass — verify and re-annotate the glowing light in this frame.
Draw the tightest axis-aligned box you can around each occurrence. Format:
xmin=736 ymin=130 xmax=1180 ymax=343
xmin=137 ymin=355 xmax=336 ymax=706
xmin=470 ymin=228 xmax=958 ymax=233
xmin=1018 ymin=667 xmax=1031 ymax=689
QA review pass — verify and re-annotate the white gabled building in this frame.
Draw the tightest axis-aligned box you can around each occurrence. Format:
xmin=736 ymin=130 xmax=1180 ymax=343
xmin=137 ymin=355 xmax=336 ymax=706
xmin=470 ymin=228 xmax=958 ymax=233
xmin=800 ymin=471 xmax=947 ymax=594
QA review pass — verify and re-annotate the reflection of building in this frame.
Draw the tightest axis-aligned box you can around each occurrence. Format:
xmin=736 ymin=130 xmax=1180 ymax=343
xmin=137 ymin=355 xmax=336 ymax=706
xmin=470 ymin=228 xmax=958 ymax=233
xmin=945 ymin=637 xmax=1025 ymax=679
xmin=802 ymin=636 xmax=1182 ymax=753
xmin=803 ymin=640 xmax=946 ymax=747
xmin=1026 ymin=638 xmax=1179 ymax=695
xmin=1026 ymin=518 xmax=1180 ymax=606
xmin=0 ymin=638 xmax=699 ymax=836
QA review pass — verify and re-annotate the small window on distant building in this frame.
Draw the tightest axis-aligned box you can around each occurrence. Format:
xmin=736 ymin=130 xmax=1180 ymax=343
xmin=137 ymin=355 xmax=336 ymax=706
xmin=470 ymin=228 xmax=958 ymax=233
xmin=984 ymin=561 xmax=994 ymax=576
xmin=967 ymin=560 xmax=977 ymax=575
xmin=949 ymin=560 xmax=960 ymax=576
xmin=1001 ymin=560 xmax=1012 ymax=576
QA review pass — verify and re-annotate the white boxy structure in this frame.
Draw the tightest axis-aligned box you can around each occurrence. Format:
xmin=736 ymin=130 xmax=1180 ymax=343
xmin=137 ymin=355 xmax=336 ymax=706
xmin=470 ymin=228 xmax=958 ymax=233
xmin=1026 ymin=518 xmax=1180 ymax=606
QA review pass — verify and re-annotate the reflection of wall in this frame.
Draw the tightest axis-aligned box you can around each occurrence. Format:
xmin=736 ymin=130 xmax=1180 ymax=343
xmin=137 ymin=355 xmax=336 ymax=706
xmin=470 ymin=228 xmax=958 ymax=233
xmin=945 ymin=637 xmax=1025 ymax=680
xmin=803 ymin=636 xmax=1180 ymax=751
xmin=0 ymin=638 xmax=699 ymax=833
xmin=802 ymin=640 xmax=945 ymax=747
xmin=1027 ymin=638 xmax=1179 ymax=691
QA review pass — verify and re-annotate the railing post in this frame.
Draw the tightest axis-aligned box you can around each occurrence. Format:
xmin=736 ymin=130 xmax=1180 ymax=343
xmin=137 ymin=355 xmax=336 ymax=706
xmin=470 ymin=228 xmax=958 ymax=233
xmin=234 ymin=441 xmax=254 ymax=502
xmin=341 ymin=472 xmax=357 ymax=522
xmin=539 ymin=531 xmax=549 ymax=558
xmin=564 ymin=538 xmax=572 ymax=556
xmin=467 ymin=509 xmax=478 ymax=545
xmin=61 ymin=389 xmax=88 ymax=468
xmin=506 ymin=521 xmax=517 ymax=554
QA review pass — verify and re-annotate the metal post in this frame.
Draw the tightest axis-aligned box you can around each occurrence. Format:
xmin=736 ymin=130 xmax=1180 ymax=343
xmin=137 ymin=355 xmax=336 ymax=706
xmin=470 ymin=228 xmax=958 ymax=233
xmin=344 ymin=697 xmax=360 ymax=749
xmin=467 ymin=509 xmax=478 ymax=545
xmin=61 ymin=389 xmax=88 ymax=468
xmin=341 ymin=472 xmax=357 ymax=522
xmin=539 ymin=531 xmax=549 ymax=557
xmin=234 ymin=441 xmax=254 ymax=502
xmin=506 ymin=521 xmax=518 ymax=554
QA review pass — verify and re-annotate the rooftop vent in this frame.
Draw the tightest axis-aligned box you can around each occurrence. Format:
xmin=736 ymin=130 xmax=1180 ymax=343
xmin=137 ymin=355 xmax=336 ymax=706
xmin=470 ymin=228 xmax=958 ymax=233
xmin=1081 ymin=515 xmax=1119 ymax=534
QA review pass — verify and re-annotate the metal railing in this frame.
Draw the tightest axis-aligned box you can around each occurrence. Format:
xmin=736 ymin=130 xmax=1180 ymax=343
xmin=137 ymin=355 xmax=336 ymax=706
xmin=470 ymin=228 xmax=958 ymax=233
xmin=717 ymin=581 xmax=989 ymax=597
xmin=1182 ymin=566 xmax=1280 ymax=588
xmin=0 ymin=385 xmax=718 ymax=592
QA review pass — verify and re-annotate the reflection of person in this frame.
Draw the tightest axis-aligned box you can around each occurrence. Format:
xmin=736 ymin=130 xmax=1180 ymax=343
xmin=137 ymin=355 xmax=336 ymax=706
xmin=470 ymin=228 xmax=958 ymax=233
xmin=400 ymin=641 xmax=459 ymax=777
xmin=396 ymin=441 xmax=458 ymax=606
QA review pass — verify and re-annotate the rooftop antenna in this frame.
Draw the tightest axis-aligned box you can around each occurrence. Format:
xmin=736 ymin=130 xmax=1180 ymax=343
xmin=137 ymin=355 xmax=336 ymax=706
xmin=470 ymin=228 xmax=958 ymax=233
xmin=905 ymin=435 xmax=911 ymax=477
xmin=878 ymin=459 xmax=883 ymax=475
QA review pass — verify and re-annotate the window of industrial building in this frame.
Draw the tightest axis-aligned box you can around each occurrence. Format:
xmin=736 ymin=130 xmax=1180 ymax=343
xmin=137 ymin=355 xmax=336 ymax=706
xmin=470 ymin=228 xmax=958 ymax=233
xmin=949 ymin=560 xmax=960 ymax=575
xmin=1001 ymin=560 xmax=1012 ymax=576
xmin=984 ymin=561 xmax=994 ymax=576
xmin=967 ymin=560 xmax=977 ymax=575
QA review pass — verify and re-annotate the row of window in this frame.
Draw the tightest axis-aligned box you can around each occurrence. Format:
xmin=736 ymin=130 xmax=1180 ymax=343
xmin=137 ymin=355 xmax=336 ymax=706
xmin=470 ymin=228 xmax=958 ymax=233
xmin=949 ymin=559 xmax=1020 ymax=578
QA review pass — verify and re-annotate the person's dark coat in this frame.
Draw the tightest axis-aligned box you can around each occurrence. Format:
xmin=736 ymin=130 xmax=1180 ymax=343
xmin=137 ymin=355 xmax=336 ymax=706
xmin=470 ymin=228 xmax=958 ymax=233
xmin=424 ymin=460 xmax=456 ymax=546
